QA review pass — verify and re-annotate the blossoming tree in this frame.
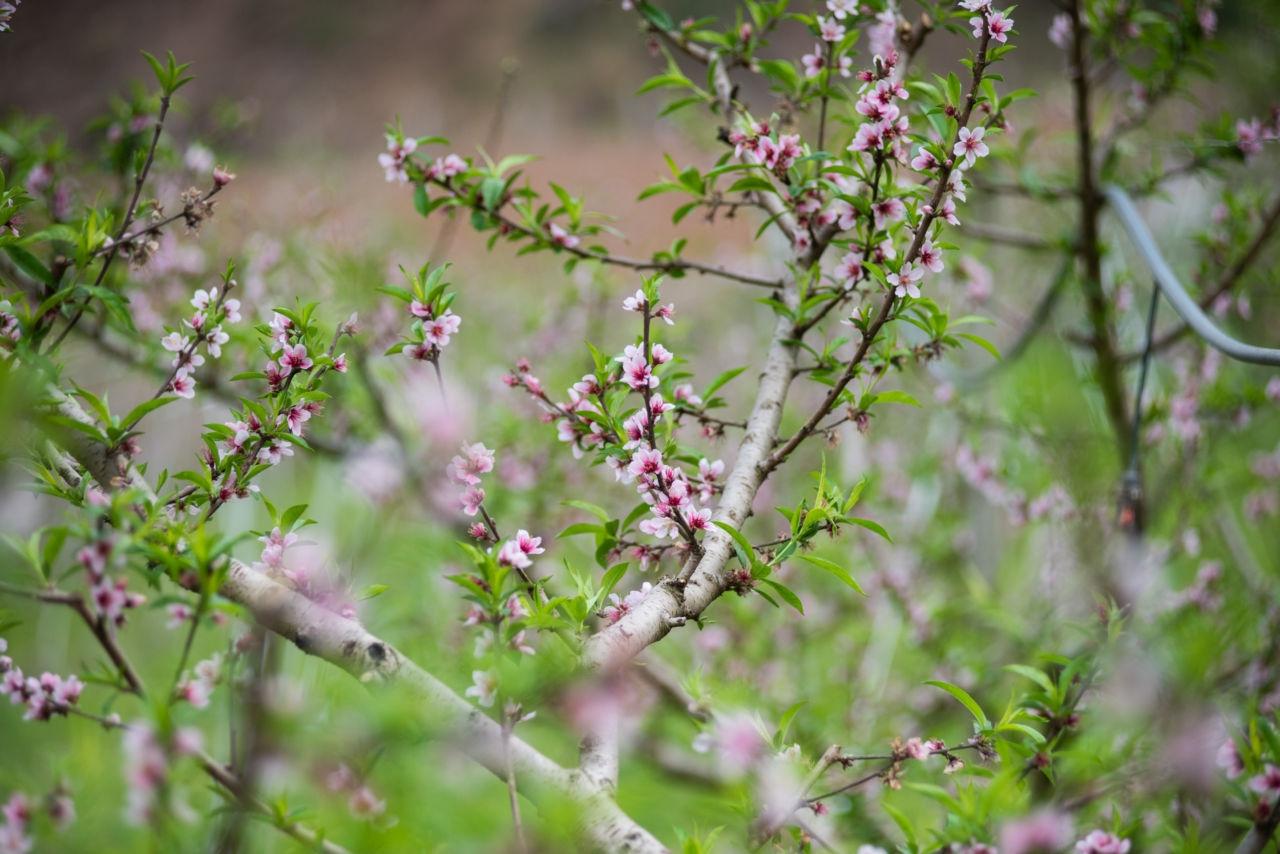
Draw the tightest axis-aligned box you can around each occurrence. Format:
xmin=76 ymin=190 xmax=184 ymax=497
xmin=1 ymin=1 xmax=1279 ymax=852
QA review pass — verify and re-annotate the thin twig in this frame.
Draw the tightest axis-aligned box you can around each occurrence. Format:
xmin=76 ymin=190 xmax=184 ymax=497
xmin=45 ymin=95 xmax=173 ymax=353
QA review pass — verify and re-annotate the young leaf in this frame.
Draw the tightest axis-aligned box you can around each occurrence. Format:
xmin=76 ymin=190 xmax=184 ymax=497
xmin=924 ymin=679 xmax=991 ymax=729
xmin=796 ymin=554 xmax=865 ymax=596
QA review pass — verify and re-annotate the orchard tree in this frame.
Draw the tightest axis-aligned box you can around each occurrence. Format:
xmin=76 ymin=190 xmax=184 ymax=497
xmin=1 ymin=1 xmax=1278 ymax=852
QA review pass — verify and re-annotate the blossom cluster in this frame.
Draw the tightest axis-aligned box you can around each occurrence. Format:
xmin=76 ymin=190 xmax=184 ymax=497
xmin=160 ymin=281 xmax=242 ymax=400
xmin=403 ymin=298 xmax=460 ymax=362
xmin=121 ymin=722 xmax=203 ymax=826
xmin=254 ymin=526 xmax=358 ymax=620
xmin=0 ymin=638 xmax=84 ymax=723
xmin=447 ymin=441 xmax=495 ymax=520
xmin=1 ymin=786 xmax=73 ymax=854
xmin=77 ymin=538 xmax=146 ymax=626
xmin=174 ymin=652 xmax=222 ymax=709
xmin=323 ymin=763 xmax=387 ymax=820
xmin=1235 ymin=109 xmax=1280 ymax=159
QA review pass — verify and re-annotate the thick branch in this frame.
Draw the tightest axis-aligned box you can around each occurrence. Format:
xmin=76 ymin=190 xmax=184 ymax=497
xmin=583 ymin=306 xmax=798 ymax=672
xmin=218 ymin=562 xmax=663 ymax=851
xmin=1068 ymin=0 xmax=1130 ymax=453
xmin=47 ymin=393 xmax=666 ymax=853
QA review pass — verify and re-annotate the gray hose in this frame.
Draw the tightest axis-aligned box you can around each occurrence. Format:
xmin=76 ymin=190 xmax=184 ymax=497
xmin=1104 ymin=185 xmax=1280 ymax=367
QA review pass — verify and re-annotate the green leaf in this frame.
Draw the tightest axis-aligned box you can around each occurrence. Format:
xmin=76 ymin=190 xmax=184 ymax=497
xmin=563 ymin=500 xmax=610 ymax=522
xmin=924 ymin=679 xmax=990 ymax=729
xmin=558 ymin=522 xmax=604 ymax=539
xmin=844 ymin=517 xmax=892 ymax=542
xmin=359 ymin=584 xmax=389 ymax=600
xmin=4 ymin=245 xmax=52 ymax=285
xmin=726 ymin=175 xmax=778 ymax=195
xmin=703 ymin=366 xmax=747 ymax=399
xmin=870 ymin=389 xmax=922 ymax=407
xmin=598 ymin=563 xmax=629 ymax=603
xmin=956 ymin=332 xmax=1001 ymax=360
xmin=711 ymin=520 xmax=755 ymax=563
xmin=797 ymin=554 xmax=865 ymax=596
xmin=774 ymin=701 xmax=806 ymax=746
xmin=999 ymin=722 xmax=1047 ymax=744
xmin=121 ymin=395 xmax=177 ymax=428
xmin=760 ymin=579 xmax=803 ymax=613
xmin=1004 ymin=664 xmax=1055 ymax=694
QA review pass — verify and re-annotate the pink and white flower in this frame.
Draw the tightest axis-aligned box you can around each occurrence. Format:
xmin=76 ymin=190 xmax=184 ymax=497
xmin=465 ymin=670 xmax=497 ymax=707
xmin=953 ymin=126 xmax=989 ymax=168
xmin=888 ymin=262 xmax=924 ymax=299
xmin=1074 ymin=830 xmax=1132 ymax=854
xmin=278 ymin=343 xmax=313 ymax=375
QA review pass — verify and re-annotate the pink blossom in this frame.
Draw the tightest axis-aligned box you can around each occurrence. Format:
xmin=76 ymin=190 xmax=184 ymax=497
xmin=378 ymin=134 xmax=417 ymax=183
xmin=548 ymin=223 xmax=580 ymax=250
xmin=460 ymin=486 xmax=485 ymax=517
xmin=958 ymin=256 xmax=992 ymax=302
xmin=619 ymin=352 xmax=656 ymax=390
xmin=348 ymin=785 xmax=386 ymax=819
xmin=866 ymin=11 xmax=897 ymax=58
xmin=936 ymin=196 xmax=961 ymax=226
xmin=817 ymin=16 xmax=844 ymax=41
xmin=1000 ymin=810 xmax=1074 ymax=854
xmin=424 ymin=309 xmax=461 ymax=348
xmin=447 ymin=442 xmax=495 ymax=486
xmin=1048 ymin=13 xmax=1072 ymax=48
xmin=1074 ymin=831 xmax=1132 ymax=854
xmin=1237 ymin=118 xmax=1265 ymax=158
xmin=989 ymin=10 xmax=1014 ymax=42
xmin=836 ymin=251 xmax=864 ymax=283
xmin=693 ymin=713 xmax=766 ymax=776
xmin=911 ymin=147 xmax=938 ymax=171
xmin=514 ymin=529 xmax=544 ymax=558
xmin=433 ymin=153 xmax=467 ymax=178
xmin=166 ymin=603 xmax=193 ymax=629
xmin=1250 ymin=763 xmax=1280 ymax=795
xmin=1266 ymin=376 xmax=1280 ymax=403
xmin=801 ymin=46 xmax=826 ymax=79
xmin=628 ymin=448 xmax=664 ymax=478
xmin=826 ymin=0 xmax=856 ymax=19
xmin=510 ymin=630 xmax=536 ymax=656
xmin=497 ymin=540 xmax=531 ymax=570
xmin=873 ymin=197 xmax=906 ymax=226
xmin=405 ymin=342 xmax=433 ymax=361
xmin=888 ymin=262 xmax=924 ymax=299
xmin=278 ymin=343 xmax=313 ymax=375
xmin=622 ymin=289 xmax=647 ymax=313
xmin=176 ymin=677 xmax=212 ymax=708
xmin=953 ymin=126 xmax=989 ymax=168
xmin=917 ymin=240 xmax=944 ymax=273
xmin=848 ymin=121 xmax=887 ymax=153
xmin=465 ymin=670 xmax=497 ymax=707
xmin=46 ymin=790 xmax=74 ymax=831
xmin=654 ymin=302 xmax=675 ymax=325
xmin=673 ymin=383 xmax=702 ymax=407
xmin=903 ymin=737 xmax=931 ymax=760
xmin=2 ymin=793 xmax=30 ymax=832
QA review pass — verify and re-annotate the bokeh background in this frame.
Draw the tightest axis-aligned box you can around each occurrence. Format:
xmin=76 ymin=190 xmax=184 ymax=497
xmin=2 ymin=1 xmax=1279 ymax=851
